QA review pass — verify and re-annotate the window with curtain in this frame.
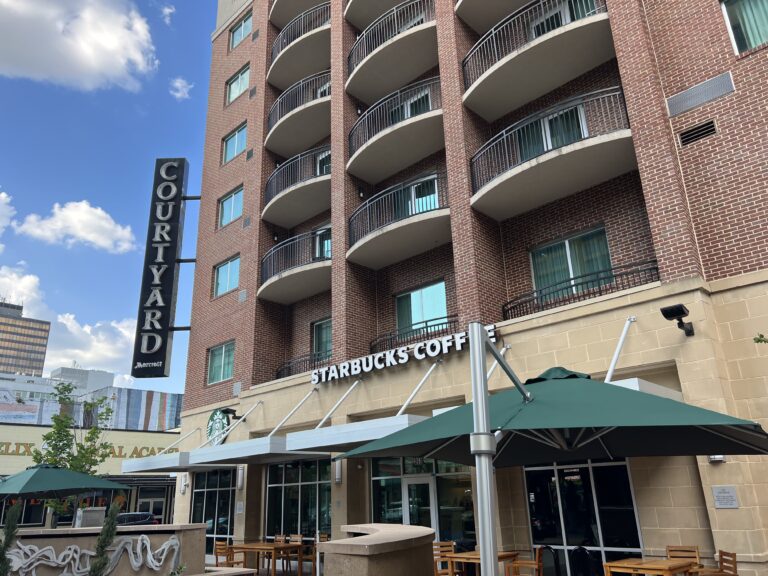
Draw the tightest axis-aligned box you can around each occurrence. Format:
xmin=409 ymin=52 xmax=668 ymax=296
xmin=207 ymin=341 xmax=235 ymax=384
xmin=312 ymin=226 xmax=332 ymax=260
xmin=312 ymin=318 xmax=332 ymax=360
xmin=515 ymin=105 xmax=586 ymax=165
xmin=396 ymin=281 xmax=448 ymax=332
xmin=394 ymin=176 xmax=439 ymax=220
xmin=723 ymin=0 xmax=768 ymax=52
xmin=531 ymin=229 xmax=611 ymax=301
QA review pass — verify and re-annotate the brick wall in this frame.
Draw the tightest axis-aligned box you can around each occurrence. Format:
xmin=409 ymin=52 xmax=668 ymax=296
xmin=286 ymin=291 xmax=332 ymax=360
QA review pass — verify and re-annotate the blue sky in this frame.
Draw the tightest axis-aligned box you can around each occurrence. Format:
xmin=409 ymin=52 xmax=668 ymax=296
xmin=0 ymin=1 xmax=218 ymax=393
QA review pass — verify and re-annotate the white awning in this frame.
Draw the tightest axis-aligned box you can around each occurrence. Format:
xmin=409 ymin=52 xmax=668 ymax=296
xmin=286 ymin=414 xmax=428 ymax=453
xmin=189 ymin=435 xmax=327 ymax=466
xmin=119 ymin=451 xmax=215 ymax=473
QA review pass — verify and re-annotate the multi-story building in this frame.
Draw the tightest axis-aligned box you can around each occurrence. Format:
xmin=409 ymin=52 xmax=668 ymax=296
xmin=128 ymin=0 xmax=768 ymax=569
xmin=0 ymin=301 xmax=50 ymax=377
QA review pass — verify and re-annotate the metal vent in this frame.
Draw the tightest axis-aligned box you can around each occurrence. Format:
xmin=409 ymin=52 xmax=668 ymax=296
xmin=243 ymin=215 xmax=251 ymax=228
xmin=679 ymin=120 xmax=716 ymax=146
xmin=249 ymin=86 xmax=257 ymax=99
xmin=251 ymin=29 xmax=259 ymax=41
xmin=246 ymin=148 xmax=253 ymax=160
xmin=238 ymin=289 xmax=247 ymax=303
xmin=667 ymin=72 xmax=734 ymax=117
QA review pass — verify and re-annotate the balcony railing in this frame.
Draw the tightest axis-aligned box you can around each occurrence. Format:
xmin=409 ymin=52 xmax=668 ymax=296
xmin=471 ymin=87 xmax=628 ymax=193
xmin=348 ymin=0 xmax=436 ymax=75
xmin=349 ymin=173 xmax=447 ymax=246
xmin=502 ymin=260 xmax=659 ymax=320
xmin=276 ymin=351 xmax=331 ymax=379
xmin=265 ymin=145 xmax=331 ymax=205
xmin=370 ymin=314 xmax=458 ymax=353
xmin=349 ymin=77 xmax=442 ymax=156
xmin=271 ymin=2 xmax=331 ymax=64
xmin=261 ymin=229 xmax=332 ymax=284
xmin=463 ymin=0 xmax=607 ymax=88
xmin=268 ymin=71 xmax=331 ymax=132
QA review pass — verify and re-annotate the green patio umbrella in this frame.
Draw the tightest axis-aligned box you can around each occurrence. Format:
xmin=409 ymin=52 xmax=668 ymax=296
xmin=0 ymin=464 xmax=129 ymax=500
xmin=342 ymin=367 xmax=768 ymax=467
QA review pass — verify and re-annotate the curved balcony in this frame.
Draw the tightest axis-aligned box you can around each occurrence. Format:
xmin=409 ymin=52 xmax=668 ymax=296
xmin=344 ymin=0 xmax=404 ymax=30
xmin=269 ymin=0 xmax=325 ymax=29
xmin=455 ymin=0 xmax=530 ymax=34
xmin=276 ymin=352 xmax=331 ymax=379
xmin=258 ymin=229 xmax=332 ymax=305
xmin=470 ymin=88 xmax=636 ymax=221
xmin=502 ymin=260 xmax=660 ymax=320
xmin=347 ymin=173 xmax=450 ymax=270
xmin=370 ymin=315 xmax=458 ymax=353
xmin=346 ymin=0 xmax=438 ymax=105
xmin=267 ymin=3 xmax=331 ymax=90
xmin=265 ymin=71 xmax=331 ymax=158
xmin=263 ymin=145 xmax=332 ymax=229
xmin=347 ymin=77 xmax=444 ymax=184
xmin=463 ymin=0 xmax=613 ymax=122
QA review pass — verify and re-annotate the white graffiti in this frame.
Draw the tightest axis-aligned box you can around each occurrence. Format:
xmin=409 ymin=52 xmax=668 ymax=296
xmin=7 ymin=534 xmax=180 ymax=576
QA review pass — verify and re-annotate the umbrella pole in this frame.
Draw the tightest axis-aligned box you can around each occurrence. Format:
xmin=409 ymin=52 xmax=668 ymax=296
xmin=469 ymin=322 xmax=499 ymax=576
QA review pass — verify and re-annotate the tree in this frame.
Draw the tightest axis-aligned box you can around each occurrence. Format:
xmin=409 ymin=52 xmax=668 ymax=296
xmin=756 ymin=334 xmax=767 ymax=344
xmin=0 ymin=501 xmax=22 ymax=576
xmin=88 ymin=502 xmax=120 ymax=576
xmin=31 ymin=383 xmax=113 ymax=474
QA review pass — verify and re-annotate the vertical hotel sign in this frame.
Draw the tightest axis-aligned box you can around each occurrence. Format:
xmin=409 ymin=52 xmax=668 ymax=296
xmin=132 ymin=159 xmax=188 ymax=378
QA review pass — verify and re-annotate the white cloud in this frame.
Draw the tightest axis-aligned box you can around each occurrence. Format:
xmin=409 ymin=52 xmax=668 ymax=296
xmin=169 ymin=76 xmax=193 ymax=100
xmin=0 ymin=0 xmax=158 ymax=91
xmin=161 ymin=4 xmax=175 ymax=26
xmin=0 ymin=192 xmax=16 ymax=254
xmin=0 ymin=264 xmax=47 ymax=318
xmin=13 ymin=200 xmax=136 ymax=254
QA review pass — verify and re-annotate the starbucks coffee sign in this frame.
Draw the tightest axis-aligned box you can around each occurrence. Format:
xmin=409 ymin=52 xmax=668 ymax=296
xmin=207 ymin=409 xmax=231 ymax=446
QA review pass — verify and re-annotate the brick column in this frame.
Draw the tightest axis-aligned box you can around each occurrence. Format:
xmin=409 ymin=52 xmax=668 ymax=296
xmin=605 ymin=0 xmax=703 ymax=282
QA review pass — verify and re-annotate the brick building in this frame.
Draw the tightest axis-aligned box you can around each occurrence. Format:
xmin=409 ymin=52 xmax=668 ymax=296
xmin=129 ymin=0 xmax=768 ymax=571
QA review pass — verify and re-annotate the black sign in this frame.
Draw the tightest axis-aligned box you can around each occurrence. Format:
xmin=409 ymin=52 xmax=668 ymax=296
xmin=131 ymin=159 xmax=188 ymax=378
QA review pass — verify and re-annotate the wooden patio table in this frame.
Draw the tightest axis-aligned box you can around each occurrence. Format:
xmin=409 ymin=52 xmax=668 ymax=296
xmin=444 ymin=550 xmax=519 ymax=575
xmin=231 ymin=542 xmax=303 ymax=576
xmin=604 ymin=557 xmax=697 ymax=576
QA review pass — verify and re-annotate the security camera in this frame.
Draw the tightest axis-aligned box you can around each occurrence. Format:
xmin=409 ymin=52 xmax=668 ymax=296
xmin=660 ymin=304 xmax=694 ymax=336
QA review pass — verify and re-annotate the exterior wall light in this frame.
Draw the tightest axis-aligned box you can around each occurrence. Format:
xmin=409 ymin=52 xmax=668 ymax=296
xmin=660 ymin=304 xmax=695 ymax=336
xmin=708 ymin=455 xmax=726 ymax=464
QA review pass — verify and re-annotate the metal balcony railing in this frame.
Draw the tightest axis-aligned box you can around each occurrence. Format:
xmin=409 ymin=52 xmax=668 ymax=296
xmin=276 ymin=351 xmax=331 ymax=379
xmin=271 ymin=2 xmax=331 ymax=64
xmin=370 ymin=314 xmax=458 ymax=353
xmin=471 ymin=87 xmax=628 ymax=193
xmin=502 ymin=260 xmax=659 ymax=320
xmin=348 ymin=0 xmax=436 ymax=75
xmin=268 ymin=71 xmax=331 ymax=132
xmin=261 ymin=229 xmax=332 ymax=284
xmin=349 ymin=77 xmax=442 ymax=156
xmin=265 ymin=145 xmax=331 ymax=206
xmin=463 ymin=0 xmax=607 ymax=88
xmin=348 ymin=172 xmax=447 ymax=246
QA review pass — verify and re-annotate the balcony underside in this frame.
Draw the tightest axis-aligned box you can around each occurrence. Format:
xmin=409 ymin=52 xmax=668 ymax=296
xmin=265 ymin=97 xmax=331 ymax=158
xmin=455 ymin=0 xmax=529 ymax=34
xmin=257 ymin=260 xmax=332 ymax=305
xmin=346 ymin=23 xmax=438 ymax=105
xmin=262 ymin=175 xmax=332 ymax=229
xmin=344 ymin=0 xmax=404 ymax=30
xmin=347 ymin=208 xmax=451 ymax=270
xmin=347 ymin=110 xmax=445 ymax=184
xmin=270 ymin=0 xmax=322 ymax=28
xmin=472 ymin=130 xmax=636 ymax=221
xmin=267 ymin=26 xmax=331 ymax=90
xmin=464 ymin=15 xmax=614 ymax=122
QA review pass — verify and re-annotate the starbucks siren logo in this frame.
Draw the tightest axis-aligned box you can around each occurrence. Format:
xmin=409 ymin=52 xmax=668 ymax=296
xmin=206 ymin=409 xmax=230 ymax=446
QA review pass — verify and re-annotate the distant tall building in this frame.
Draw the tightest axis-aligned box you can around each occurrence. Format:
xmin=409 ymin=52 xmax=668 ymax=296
xmin=50 ymin=367 xmax=114 ymax=392
xmin=0 ymin=302 xmax=50 ymax=377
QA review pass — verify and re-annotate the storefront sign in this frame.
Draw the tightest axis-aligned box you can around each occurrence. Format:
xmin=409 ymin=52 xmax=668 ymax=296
xmin=0 ymin=441 xmax=176 ymax=459
xmin=712 ymin=485 xmax=739 ymax=509
xmin=207 ymin=409 xmax=231 ymax=446
xmin=132 ymin=158 xmax=189 ymax=378
xmin=311 ymin=325 xmax=496 ymax=384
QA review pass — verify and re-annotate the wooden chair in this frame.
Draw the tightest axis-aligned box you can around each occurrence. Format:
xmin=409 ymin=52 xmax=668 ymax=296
xmin=506 ymin=546 xmax=543 ymax=576
xmin=692 ymin=550 xmax=738 ymax=576
xmin=667 ymin=545 xmax=702 ymax=571
xmin=433 ymin=541 xmax=464 ymax=576
xmin=213 ymin=541 xmax=245 ymax=568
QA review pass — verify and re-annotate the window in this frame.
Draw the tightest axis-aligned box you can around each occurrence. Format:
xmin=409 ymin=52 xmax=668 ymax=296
xmin=214 ymin=256 xmax=240 ymax=297
xmin=207 ymin=341 xmax=235 ymax=384
xmin=316 ymin=80 xmax=331 ymax=99
xmin=312 ymin=226 xmax=332 ymax=260
xmin=396 ymin=281 xmax=448 ymax=331
xmin=226 ymin=66 xmax=250 ymax=104
xmin=722 ymin=0 xmax=768 ymax=53
xmin=230 ymin=13 xmax=252 ymax=49
xmin=218 ymin=187 xmax=243 ymax=227
xmin=266 ymin=460 xmax=332 ymax=538
xmin=191 ymin=470 xmax=236 ymax=555
xmin=530 ymin=229 xmax=611 ymax=301
xmin=516 ymin=104 xmax=587 ymax=163
xmin=312 ymin=319 xmax=332 ymax=361
xmin=389 ymin=90 xmax=431 ymax=125
xmin=223 ymin=124 xmax=247 ymax=164
xmin=315 ymin=150 xmax=331 ymax=176
xmin=394 ymin=176 xmax=439 ymax=220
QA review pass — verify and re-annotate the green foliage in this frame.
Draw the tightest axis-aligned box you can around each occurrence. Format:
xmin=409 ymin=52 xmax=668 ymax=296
xmin=88 ymin=502 xmax=120 ymax=576
xmin=756 ymin=333 xmax=767 ymax=344
xmin=32 ymin=382 xmax=114 ymax=475
xmin=168 ymin=564 xmax=186 ymax=576
xmin=0 ymin=501 xmax=22 ymax=576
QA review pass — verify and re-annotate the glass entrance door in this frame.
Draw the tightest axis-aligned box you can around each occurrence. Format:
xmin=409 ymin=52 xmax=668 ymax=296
xmin=402 ymin=476 xmax=438 ymax=530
